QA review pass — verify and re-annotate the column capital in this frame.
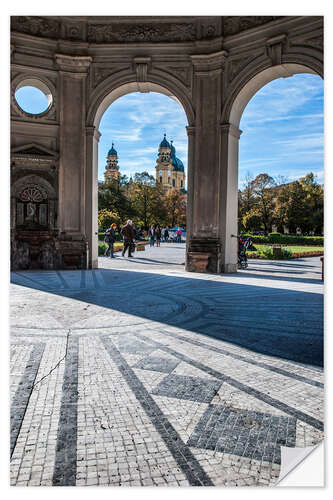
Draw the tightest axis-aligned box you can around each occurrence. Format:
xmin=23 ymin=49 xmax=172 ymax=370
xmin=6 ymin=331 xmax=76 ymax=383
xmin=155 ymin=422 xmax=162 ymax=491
xmin=86 ymin=126 xmax=101 ymax=142
xmin=220 ymin=123 xmax=242 ymax=139
xmin=55 ymin=54 xmax=92 ymax=73
xmin=191 ymin=50 xmax=228 ymax=73
xmin=186 ymin=125 xmax=196 ymax=137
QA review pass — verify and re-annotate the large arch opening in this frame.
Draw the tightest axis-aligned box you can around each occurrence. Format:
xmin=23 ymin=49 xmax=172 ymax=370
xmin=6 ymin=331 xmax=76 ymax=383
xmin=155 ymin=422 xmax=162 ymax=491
xmin=223 ymin=63 xmax=323 ymax=270
xmin=88 ymin=82 xmax=190 ymax=268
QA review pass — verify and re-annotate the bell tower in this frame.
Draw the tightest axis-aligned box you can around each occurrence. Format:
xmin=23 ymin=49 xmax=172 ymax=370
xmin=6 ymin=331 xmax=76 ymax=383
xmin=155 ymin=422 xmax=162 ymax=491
xmin=104 ymin=143 xmax=120 ymax=183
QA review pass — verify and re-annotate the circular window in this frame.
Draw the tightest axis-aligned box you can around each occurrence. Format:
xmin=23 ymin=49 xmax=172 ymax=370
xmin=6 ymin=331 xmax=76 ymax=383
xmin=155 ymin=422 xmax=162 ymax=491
xmin=14 ymin=79 xmax=53 ymax=115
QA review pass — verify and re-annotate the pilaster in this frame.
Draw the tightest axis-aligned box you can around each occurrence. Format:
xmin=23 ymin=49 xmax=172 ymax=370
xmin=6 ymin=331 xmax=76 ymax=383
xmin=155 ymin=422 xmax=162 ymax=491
xmin=186 ymin=52 xmax=226 ymax=273
xmin=55 ymin=54 xmax=92 ymax=268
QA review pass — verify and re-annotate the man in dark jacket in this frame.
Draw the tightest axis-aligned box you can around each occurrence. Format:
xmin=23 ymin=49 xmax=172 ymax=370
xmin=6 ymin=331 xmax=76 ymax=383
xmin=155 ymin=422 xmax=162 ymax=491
xmin=104 ymin=223 xmax=117 ymax=258
xmin=121 ymin=219 xmax=135 ymax=257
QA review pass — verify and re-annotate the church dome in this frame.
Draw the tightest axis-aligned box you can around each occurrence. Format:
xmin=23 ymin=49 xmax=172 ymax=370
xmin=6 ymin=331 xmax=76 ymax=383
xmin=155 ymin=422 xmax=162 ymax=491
xmin=170 ymin=141 xmax=184 ymax=172
xmin=159 ymin=133 xmax=171 ymax=149
xmin=172 ymin=157 xmax=185 ymax=172
xmin=108 ymin=142 xmax=117 ymax=156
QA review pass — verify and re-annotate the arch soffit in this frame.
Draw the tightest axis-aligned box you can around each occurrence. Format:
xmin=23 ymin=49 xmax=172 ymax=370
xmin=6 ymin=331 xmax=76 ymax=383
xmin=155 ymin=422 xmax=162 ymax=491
xmin=88 ymin=71 xmax=194 ymax=129
xmin=224 ymin=56 xmax=323 ymax=129
xmin=12 ymin=175 xmax=57 ymax=199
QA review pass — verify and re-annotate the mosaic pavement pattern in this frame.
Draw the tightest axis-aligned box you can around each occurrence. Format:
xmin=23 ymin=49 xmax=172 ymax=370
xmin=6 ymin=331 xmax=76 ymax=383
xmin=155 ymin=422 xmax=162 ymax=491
xmin=10 ymin=245 xmax=324 ymax=486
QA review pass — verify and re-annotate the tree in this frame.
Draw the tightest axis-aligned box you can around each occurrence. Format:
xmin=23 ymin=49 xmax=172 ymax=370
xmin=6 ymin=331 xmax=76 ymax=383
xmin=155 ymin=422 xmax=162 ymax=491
xmin=238 ymin=172 xmax=255 ymax=231
xmin=163 ymin=188 xmax=187 ymax=228
xmin=300 ymin=173 xmax=324 ymax=234
xmin=98 ymin=179 xmax=135 ymax=224
xmin=249 ymin=174 xmax=276 ymax=233
xmin=128 ymin=172 xmax=159 ymax=229
xmin=274 ymin=173 xmax=323 ymax=234
xmin=275 ymin=181 xmax=307 ymax=233
xmin=98 ymin=209 xmax=121 ymax=231
xmin=241 ymin=208 xmax=263 ymax=233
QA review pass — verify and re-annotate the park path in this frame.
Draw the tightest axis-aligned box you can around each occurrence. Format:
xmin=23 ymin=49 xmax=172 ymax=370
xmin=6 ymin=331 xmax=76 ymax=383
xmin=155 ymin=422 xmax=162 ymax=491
xmin=10 ymin=244 xmax=324 ymax=486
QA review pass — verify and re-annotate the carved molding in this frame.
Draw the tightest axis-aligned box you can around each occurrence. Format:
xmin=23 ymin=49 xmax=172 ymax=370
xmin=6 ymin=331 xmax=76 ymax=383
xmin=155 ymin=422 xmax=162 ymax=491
xmin=11 ymin=16 xmax=60 ymax=39
xmin=87 ymin=22 xmax=196 ymax=43
xmin=223 ymin=16 xmax=282 ymax=37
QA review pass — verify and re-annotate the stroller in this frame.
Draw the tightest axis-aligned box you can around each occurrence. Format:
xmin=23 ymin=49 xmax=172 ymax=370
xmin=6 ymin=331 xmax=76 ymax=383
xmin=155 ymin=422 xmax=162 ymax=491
xmin=234 ymin=235 xmax=253 ymax=269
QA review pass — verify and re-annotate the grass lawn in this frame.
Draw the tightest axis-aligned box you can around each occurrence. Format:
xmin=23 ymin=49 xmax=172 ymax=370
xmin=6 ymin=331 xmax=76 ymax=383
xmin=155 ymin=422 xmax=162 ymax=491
xmin=254 ymin=244 xmax=324 ymax=253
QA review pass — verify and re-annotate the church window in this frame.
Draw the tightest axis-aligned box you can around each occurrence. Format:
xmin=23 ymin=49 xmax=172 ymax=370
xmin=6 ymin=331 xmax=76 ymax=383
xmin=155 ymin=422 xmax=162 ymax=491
xmin=181 ymin=180 xmax=183 ymax=188
xmin=172 ymin=179 xmax=175 ymax=187
xmin=168 ymin=177 xmax=170 ymax=184
xmin=159 ymin=176 xmax=162 ymax=183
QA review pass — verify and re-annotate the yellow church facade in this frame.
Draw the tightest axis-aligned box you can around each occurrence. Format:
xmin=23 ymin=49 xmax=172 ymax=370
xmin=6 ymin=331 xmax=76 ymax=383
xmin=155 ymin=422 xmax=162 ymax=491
xmin=155 ymin=134 xmax=186 ymax=191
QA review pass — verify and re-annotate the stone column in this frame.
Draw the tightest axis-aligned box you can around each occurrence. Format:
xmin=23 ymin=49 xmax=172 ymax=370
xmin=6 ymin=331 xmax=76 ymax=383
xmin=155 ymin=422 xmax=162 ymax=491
xmin=55 ymin=54 xmax=92 ymax=268
xmin=185 ymin=125 xmax=195 ymax=255
xmin=186 ymin=52 xmax=226 ymax=273
xmin=219 ymin=123 xmax=242 ymax=273
xmin=55 ymin=54 xmax=92 ymax=237
xmin=86 ymin=126 xmax=101 ymax=268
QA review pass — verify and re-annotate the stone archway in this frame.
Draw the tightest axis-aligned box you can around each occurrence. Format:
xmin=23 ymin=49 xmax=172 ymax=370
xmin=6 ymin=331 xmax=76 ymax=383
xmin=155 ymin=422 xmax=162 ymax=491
xmin=10 ymin=16 xmax=323 ymax=272
xmin=86 ymin=80 xmax=193 ymax=268
xmin=214 ymin=62 xmax=323 ymax=273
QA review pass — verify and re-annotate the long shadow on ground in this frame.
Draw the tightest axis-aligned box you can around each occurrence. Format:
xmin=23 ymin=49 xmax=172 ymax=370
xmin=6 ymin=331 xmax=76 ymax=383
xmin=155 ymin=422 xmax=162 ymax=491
xmin=11 ymin=267 xmax=324 ymax=367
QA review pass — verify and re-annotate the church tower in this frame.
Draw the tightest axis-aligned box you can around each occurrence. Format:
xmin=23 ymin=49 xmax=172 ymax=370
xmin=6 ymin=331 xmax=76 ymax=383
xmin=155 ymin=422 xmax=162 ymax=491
xmin=104 ymin=143 xmax=120 ymax=184
xmin=155 ymin=134 xmax=186 ymax=191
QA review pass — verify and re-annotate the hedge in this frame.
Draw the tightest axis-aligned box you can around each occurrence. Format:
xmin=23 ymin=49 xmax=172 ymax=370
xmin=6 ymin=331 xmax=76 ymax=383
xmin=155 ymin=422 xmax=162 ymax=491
xmin=247 ymin=249 xmax=324 ymax=260
xmin=242 ymin=232 xmax=323 ymax=246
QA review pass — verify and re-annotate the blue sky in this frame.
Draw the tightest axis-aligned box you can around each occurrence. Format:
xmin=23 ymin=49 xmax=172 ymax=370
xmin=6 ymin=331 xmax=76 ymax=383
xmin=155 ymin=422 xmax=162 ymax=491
xmin=98 ymin=73 xmax=323 ymax=186
xmin=238 ymin=73 xmax=324 ymax=187
xmin=15 ymin=73 xmax=323 ymax=187
xmin=98 ymin=92 xmax=188 ymax=182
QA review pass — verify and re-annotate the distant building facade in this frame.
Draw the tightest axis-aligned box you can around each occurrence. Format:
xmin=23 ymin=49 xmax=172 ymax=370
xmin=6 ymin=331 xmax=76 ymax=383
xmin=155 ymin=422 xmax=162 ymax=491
xmin=104 ymin=143 xmax=120 ymax=183
xmin=155 ymin=134 xmax=186 ymax=192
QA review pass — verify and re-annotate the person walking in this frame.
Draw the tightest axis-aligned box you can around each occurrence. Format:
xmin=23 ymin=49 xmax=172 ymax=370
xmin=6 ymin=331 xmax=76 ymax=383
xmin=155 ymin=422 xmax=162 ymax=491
xmin=104 ymin=223 xmax=117 ymax=258
xmin=164 ymin=228 xmax=169 ymax=243
xmin=149 ymin=225 xmax=155 ymax=247
xmin=176 ymin=227 xmax=182 ymax=243
xmin=155 ymin=224 xmax=161 ymax=247
xmin=121 ymin=219 xmax=135 ymax=257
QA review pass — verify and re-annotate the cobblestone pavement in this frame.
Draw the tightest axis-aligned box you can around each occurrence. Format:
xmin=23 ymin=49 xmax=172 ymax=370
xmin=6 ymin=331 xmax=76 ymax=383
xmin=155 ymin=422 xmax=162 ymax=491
xmin=10 ymin=244 xmax=324 ymax=486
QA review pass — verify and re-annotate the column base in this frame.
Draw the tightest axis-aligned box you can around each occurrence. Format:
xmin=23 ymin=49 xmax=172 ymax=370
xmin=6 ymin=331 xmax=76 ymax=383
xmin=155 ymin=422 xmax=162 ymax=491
xmin=185 ymin=238 xmax=238 ymax=274
xmin=221 ymin=263 xmax=238 ymax=273
xmin=186 ymin=238 xmax=220 ymax=273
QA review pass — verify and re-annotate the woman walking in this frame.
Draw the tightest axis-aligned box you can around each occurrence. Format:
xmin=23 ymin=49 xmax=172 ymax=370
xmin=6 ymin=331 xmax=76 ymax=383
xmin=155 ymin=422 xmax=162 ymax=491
xmin=155 ymin=224 xmax=161 ymax=247
xmin=149 ymin=225 xmax=155 ymax=247
xmin=104 ymin=223 xmax=117 ymax=258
